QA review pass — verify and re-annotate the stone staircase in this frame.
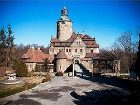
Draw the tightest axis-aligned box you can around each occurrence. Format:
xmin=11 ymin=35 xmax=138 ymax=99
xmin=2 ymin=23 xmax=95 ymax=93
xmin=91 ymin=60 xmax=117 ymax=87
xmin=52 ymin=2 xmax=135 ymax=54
xmin=74 ymin=64 xmax=90 ymax=77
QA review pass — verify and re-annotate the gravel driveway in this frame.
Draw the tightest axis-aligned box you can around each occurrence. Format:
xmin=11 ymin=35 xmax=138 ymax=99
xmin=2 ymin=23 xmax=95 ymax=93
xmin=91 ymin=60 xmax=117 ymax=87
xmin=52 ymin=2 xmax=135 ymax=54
xmin=0 ymin=76 xmax=133 ymax=105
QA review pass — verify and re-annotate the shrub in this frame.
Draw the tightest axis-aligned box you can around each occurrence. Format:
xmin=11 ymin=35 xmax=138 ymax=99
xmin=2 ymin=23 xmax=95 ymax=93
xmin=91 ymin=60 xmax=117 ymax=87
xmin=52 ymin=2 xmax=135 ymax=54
xmin=13 ymin=60 xmax=28 ymax=77
xmin=42 ymin=72 xmax=51 ymax=83
xmin=55 ymin=71 xmax=63 ymax=76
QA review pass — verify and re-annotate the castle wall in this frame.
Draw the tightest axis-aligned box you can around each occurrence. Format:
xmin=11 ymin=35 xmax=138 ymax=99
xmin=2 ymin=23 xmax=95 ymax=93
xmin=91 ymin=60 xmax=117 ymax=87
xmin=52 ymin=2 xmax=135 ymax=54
xmin=56 ymin=59 xmax=71 ymax=73
xmin=81 ymin=59 xmax=93 ymax=72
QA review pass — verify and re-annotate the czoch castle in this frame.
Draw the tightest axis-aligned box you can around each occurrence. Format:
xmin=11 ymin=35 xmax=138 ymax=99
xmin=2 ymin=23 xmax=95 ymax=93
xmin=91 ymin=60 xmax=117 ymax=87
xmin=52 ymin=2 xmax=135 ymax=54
xmin=22 ymin=6 xmax=101 ymax=74
xmin=49 ymin=6 xmax=99 ymax=73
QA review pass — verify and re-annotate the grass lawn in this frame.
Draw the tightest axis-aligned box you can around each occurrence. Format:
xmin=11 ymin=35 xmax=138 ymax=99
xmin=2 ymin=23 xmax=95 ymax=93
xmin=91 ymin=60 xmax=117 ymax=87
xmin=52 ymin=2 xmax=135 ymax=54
xmin=0 ymin=83 xmax=36 ymax=98
xmin=0 ymin=76 xmax=46 ymax=98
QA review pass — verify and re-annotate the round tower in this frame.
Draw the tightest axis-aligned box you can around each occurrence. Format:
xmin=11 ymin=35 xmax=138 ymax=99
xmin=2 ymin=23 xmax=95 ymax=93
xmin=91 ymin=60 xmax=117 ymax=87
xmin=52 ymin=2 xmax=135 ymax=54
xmin=57 ymin=6 xmax=73 ymax=41
xmin=56 ymin=51 xmax=67 ymax=73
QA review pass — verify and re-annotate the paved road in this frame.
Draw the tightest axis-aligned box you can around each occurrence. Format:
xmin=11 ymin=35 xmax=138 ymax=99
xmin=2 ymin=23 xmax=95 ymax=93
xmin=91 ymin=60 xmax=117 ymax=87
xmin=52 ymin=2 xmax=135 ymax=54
xmin=0 ymin=75 xmax=132 ymax=105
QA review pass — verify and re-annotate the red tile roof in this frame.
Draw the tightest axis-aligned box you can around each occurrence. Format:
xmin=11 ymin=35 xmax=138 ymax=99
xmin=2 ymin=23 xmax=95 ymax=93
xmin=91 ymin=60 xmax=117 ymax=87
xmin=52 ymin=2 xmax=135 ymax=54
xmin=51 ymin=38 xmax=59 ymax=42
xmin=50 ymin=32 xmax=99 ymax=48
xmin=22 ymin=48 xmax=54 ymax=63
xmin=85 ymin=53 xmax=100 ymax=58
xmin=56 ymin=51 xmax=67 ymax=59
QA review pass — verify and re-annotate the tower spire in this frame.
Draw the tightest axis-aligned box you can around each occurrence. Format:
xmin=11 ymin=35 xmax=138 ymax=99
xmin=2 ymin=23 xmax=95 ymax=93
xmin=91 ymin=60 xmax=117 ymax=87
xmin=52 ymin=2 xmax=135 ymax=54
xmin=59 ymin=6 xmax=71 ymax=22
xmin=61 ymin=6 xmax=68 ymax=16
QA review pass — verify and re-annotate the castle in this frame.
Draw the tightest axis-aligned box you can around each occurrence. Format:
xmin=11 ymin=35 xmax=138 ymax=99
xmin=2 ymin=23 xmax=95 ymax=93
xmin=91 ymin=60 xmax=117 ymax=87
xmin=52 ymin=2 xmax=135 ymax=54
xmin=49 ymin=6 xmax=99 ymax=73
xmin=22 ymin=6 xmax=100 ymax=74
xmin=22 ymin=6 xmax=121 ymax=75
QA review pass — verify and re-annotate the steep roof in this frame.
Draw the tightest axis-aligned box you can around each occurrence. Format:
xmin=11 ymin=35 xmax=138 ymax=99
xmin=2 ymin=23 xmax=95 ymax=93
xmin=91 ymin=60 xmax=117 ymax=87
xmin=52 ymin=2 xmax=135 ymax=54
xmin=85 ymin=53 xmax=100 ymax=58
xmin=22 ymin=48 xmax=54 ymax=63
xmin=50 ymin=32 xmax=99 ymax=48
xmin=80 ymin=34 xmax=99 ymax=48
xmin=56 ymin=51 xmax=67 ymax=59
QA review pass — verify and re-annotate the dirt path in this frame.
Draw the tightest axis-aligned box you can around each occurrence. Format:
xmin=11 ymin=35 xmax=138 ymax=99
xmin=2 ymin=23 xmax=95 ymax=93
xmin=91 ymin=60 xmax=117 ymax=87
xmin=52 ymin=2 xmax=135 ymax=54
xmin=0 ymin=76 xmax=134 ymax=105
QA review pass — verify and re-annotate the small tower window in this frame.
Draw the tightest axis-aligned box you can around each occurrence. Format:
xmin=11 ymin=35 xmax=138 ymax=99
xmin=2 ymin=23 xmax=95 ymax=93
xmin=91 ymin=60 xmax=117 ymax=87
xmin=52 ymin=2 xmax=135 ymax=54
xmin=80 ymin=49 xmax=82 ymax=52
xmin=75 ymin=49 xmax=77 ymax=52
xmin=91 ymin=49 xmax=93 ymax=53
xmin=69 ymin=49 xmax=71 ymax=52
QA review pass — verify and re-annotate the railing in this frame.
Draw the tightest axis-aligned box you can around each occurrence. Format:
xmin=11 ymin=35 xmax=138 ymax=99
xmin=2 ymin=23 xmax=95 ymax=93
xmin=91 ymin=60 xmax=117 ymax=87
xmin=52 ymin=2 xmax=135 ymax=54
xmin=101 ymin=73 xmax=130 ymax=77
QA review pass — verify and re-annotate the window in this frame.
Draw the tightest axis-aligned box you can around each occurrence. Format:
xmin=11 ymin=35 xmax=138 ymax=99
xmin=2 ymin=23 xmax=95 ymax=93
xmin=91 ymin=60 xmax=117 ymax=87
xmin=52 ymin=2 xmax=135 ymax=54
xmin=77 ymin=41 xmax=81 ymax=45
xmin=80 ymin=49 xmax=82 ymax=52
xmin=77 ymin=42 xmax=79 ymax=45
xmin=66 ymin=49 xmax=68 ymax=52
xmin=91 ymin=49 xmax=93 ymax=53
xmin=75 ymin=49 xmax=77 ymax=52
xmin=69 ymin=49 xmax=71 ymax=52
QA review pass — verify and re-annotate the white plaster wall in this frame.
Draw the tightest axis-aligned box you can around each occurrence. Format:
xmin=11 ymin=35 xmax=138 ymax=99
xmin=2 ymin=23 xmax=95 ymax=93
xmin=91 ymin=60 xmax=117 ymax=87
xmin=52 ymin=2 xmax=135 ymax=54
xmin=85 ymin=48 xmax=99 ymax=53
xmin=93 ymin=48 xmax=99 ymax=53
xmin=26 ymin=63 xmax=36 ymax=72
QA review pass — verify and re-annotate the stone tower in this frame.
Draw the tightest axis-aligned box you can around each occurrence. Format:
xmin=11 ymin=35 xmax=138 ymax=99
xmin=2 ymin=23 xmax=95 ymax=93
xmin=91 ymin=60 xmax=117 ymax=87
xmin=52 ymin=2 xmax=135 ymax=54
xmin=57 ymin=6 xmax=72 ymax=41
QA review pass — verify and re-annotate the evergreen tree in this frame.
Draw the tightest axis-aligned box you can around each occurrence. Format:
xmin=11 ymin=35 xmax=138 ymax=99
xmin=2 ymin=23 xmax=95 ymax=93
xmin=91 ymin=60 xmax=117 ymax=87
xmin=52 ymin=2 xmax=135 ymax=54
xmin=44 ymin=58 xmax=50 ymax=72
xmin=0 ymin=27 xmax=7 ymax=66
xmin=6 ymin=25 xmax=15 ymax=67
xmin=13 ymin=59 xmax=28 ymax=77
xmin=0 ymin=25 xmax=15 ymax=67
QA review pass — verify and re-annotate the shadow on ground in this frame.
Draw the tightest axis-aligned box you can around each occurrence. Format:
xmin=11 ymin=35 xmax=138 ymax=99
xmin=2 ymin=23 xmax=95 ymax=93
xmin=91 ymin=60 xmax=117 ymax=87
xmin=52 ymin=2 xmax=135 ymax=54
xmin=70 ymin=89 xmax=140 ymax=105
xmin=4 ymin=99 xmax=42 ymax=105
xmin=71 ymin=73 xmax=140 ymax=105
xmin=19 ymin=86 xmax=75 ymax=101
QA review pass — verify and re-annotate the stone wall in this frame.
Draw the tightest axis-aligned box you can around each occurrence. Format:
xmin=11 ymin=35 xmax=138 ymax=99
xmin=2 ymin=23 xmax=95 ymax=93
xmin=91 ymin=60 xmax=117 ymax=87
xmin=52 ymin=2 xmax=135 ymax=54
xmin=56 ymin=59 xmax=71 ymax=73
xmin=81 ymin=59 xmax=93 ymax=72
xmin=57 ymin=21 xmax=72 ymax=41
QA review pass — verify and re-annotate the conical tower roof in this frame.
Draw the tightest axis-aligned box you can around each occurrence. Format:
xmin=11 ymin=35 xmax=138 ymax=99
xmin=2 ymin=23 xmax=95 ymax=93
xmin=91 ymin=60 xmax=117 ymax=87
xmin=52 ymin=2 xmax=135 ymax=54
xmin=56 ymin=51 xmax=67 ymax=59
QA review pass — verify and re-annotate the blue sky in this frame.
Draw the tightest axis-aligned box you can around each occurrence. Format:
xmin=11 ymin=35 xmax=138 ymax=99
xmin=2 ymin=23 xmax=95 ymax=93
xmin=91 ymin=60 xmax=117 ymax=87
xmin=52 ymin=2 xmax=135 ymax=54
xmin=0 ymin=0 xmax=140 ymax=48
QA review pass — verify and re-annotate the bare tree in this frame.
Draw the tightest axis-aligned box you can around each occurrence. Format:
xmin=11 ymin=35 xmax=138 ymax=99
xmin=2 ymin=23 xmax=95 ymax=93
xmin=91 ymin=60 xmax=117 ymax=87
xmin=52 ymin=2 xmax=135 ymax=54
xmin=112 ymin=32 xmax=138 ymax=73
xmin=135 ymin=33 xmax=140 ymax=78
